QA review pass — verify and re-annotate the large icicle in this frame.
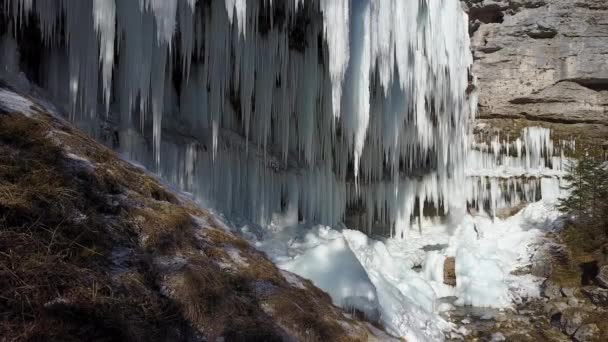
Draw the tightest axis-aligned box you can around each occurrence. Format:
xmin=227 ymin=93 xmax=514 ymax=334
xmin=93 ymin=0 xmax=116 ymax=113
xmin=321 ymin=0 xmax=350 ymax=119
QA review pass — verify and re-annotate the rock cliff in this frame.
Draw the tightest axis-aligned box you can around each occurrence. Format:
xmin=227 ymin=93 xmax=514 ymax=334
xmin=463 ymin=0 xmax=608 ymax=142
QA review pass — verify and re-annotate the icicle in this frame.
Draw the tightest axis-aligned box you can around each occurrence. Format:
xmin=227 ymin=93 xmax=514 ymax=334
xmin=147 ymin=0 xmax=178 ymax=45
xmin=93 ymin=0 xmax=116 ymax=113
xmin=224 ymin=0 xmax=247 ymax=37
xmin=321 ymin=0 xmax=350 ymax=119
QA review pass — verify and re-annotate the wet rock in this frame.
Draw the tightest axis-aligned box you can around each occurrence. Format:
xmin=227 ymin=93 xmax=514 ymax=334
xmin=560 ymin=309 xmax=587 ymax=336
xmin=444 ymin=257 xmax=457 ymax=287
xmin=596 ymin=265 xmax=608 ymax=288
xmin=422 ymin=244 xmax=448 ymax=252
xmin=581 ymin=286 xmax=608 ymax=306
xmin=573 ymin=324 xmax=600 ymax=342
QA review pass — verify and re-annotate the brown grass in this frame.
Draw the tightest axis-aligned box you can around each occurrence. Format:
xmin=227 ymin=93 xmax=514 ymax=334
xmin=0 ymin=114 xmax=190 ymax=341
xmin=0 ymin=111 xmax=380 ymax=341
xmin=132 ymin=203 xmax=194 ymax=253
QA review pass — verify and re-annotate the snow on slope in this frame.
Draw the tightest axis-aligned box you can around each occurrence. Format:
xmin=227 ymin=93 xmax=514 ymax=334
xmin=207 ymin=187 xmax=565 ymax=341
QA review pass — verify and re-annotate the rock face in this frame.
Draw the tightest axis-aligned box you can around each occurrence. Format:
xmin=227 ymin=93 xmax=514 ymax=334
xmin=531 ymin=244 xmax=556 ymax=278
xmin=582 ymin=286 xmax=608 ymax=305
xmin=444 ymin=257 xmax=457 ymax=287
xmin=574 ymin=324 xmax=600 ymax=342
xmin=560 ymin=309 xmax=588 ymax=336
xmin=597 ymin=265 xmax=608 ymax=288
xmin=462 ymin=0 xmax=608 ymax=139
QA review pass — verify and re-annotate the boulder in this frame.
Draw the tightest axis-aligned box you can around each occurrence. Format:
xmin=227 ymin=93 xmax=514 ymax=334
xmin=581 ymin=286 xmax=608 ymax=306
xmin=573 ymin=324 xmax=600 ymax=342
xmin=560 ymin=309 xmax=588 ymax=336
xmin=531 ymin=247 xmax=553 ymax=278
xmin=596 ymin=265 xmax=608 ymax=288
xmin=444 ymin=257 xmax=457 ymax=287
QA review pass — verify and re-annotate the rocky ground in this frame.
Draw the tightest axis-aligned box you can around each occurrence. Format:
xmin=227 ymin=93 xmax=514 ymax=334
xmin=0 ymin=85 xmax=394 ymax=341
xmin=440 ymin=228 xmax=608 ymax=342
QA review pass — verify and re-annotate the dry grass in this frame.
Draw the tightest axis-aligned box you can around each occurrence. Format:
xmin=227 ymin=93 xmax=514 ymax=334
xmin=132 ymin=203 xmax=194 ymax=253
xmin=0 ymin=114 xmax=190 ymax=341
xmin=0 ymin=110 xmax=381 ymax=341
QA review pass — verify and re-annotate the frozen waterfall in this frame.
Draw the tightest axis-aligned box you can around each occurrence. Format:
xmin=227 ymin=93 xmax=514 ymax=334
xmin=1 ymin=0 xmax=474 ymax=237
xmin=0 ymin=1 xmax=578 ymax=340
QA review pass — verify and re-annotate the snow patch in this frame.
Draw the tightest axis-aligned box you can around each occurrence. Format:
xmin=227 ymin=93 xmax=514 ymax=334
xmin=0 ymin=88 xmax=37 ymax=117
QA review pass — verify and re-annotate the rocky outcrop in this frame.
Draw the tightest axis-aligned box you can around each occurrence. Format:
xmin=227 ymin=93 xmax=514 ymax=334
xmin=582 ymin=286 xmax=608 ymax=305
xmin=597 ymin=265 xmax=608 ymax=288
xmin=462 ymin=0 xmax=608 ymax=140
xmin=574 ymin=324 xmax=600 ymax=342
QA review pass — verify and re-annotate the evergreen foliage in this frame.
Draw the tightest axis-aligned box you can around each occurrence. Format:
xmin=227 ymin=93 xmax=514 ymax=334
xmin=558 ymin=151 xmax=608 ymax=235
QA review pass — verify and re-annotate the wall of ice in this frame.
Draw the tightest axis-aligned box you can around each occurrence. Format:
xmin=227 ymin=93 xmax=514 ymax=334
xmin=1 ymin=0 xmax=476 ymax=237
xmin=465 ymin=126 xmax=575 ymax=218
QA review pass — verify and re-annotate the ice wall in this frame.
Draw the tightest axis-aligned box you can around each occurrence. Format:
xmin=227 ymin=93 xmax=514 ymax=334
xmin=466 ymin=126 xmax=575 ymax=217
xmin=1 ymin=0 xmax=475 ymax=237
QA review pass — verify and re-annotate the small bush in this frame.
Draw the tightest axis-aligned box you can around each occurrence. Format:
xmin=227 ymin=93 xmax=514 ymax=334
xmin=558 ymin=150 xmax=608 ymax=235
xmin=552 ymin=149 xmax=608 ymax=286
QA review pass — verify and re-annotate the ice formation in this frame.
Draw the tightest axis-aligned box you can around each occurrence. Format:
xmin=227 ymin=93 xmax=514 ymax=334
xmin=1 ymin=0 xmax=474 ymax=238
xmin=466 ymin=126 xmax=575 ymax=217
xmin=0 ymin=1 xmax=576 ymax=340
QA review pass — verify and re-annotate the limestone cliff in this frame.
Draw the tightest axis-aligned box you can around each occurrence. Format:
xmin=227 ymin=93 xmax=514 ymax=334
xmin=463 ymin=0 xmax=608 ymax=142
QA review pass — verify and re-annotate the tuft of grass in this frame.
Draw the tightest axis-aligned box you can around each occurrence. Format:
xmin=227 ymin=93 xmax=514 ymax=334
xmin=132 ymin=203 xmax=194 ymax=253
xmin=0 ymin=113 xmax=191 ymax=341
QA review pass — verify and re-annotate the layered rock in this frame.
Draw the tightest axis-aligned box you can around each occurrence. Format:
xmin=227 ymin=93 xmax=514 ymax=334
xmin=463 ymin=0 xmax=608 ymax=141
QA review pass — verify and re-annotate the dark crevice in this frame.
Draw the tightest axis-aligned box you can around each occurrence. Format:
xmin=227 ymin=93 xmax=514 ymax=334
xmin=519 ymin=112 xmax=607 ymax=126
xmin=468 ymin=5 xmax=505 ymax=25
xmin=566 ymin=78 xmax=608 ymax=92
xmin=580 ymin=261 xmax=599 ymax=286
xmin=550 ymin=312 xmax=562 ymax=328
xmin=476 ymin=112 xmax=608 ymax=127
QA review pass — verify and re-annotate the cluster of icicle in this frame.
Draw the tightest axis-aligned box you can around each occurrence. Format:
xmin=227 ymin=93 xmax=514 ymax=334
xmin=465 ymin=127 xmax=576 ymax=217
xmin=2 ymin=0 xmax=474 ymax=237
